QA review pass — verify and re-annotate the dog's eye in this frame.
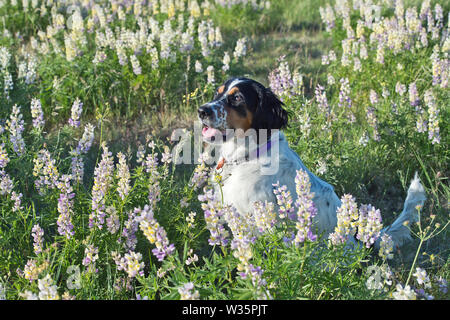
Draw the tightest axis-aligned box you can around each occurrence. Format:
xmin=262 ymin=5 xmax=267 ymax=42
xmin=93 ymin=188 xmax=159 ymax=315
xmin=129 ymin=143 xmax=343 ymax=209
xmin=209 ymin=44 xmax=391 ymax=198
xmin=230 ymin=94 xmax=242 ymax=103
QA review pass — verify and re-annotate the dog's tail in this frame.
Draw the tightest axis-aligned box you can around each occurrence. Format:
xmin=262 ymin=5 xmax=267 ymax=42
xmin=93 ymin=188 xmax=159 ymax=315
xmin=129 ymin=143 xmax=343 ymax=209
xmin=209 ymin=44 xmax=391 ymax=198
xmin=376 ymin=172 xmax=426 ymax=249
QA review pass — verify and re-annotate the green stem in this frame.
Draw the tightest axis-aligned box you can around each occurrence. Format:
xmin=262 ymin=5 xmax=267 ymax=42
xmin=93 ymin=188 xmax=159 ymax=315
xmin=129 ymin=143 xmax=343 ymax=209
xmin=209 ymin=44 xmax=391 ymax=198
xmin=405 ymin=238 xmax=423 ymax=287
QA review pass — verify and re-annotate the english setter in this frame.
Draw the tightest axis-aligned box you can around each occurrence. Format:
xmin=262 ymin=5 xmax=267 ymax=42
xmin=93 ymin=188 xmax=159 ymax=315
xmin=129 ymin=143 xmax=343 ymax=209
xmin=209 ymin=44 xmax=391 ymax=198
xmin=198 ymin=77 xmax=426 ymax=249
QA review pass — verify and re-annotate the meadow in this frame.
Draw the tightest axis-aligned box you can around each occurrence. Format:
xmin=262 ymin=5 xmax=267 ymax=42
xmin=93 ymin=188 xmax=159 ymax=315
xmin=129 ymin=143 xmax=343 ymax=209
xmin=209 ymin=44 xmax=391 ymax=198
xmin=0 ymin=0 xmax=448 ymax=300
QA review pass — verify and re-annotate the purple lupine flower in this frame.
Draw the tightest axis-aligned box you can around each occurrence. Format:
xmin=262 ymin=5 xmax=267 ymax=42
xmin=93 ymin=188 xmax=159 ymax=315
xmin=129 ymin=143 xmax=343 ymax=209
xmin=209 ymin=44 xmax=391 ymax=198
xmin=75 ymin=124 xmax=95 ymax=155
xmin=338 ymin=78 xmax=355 ymax=123
xmin=199 ymin=187 xmax=229 ymax=246
xmin=0 ymin=143 xmax=9 ymax=169
xmin=6 ymin=105 xmax=26 ymax=156
xmin=314 ymin=84 xmax=329 ymax=115
xmin=231 ymin=234 xmax=253 ymax=276
xmin=112 ymin=251 xmax=145 ymax=279
xmin=116 ymin=152 xmax=130 ymax=201
xmin=272 ymin=181 xmax=295 ymax=220
xmin=31 ymin=224 xmax=44 ymax=255
xmin=136 ymin=205 xmax=175 ymax=261
xmin=268 ymin=55 xmax=295 ymax=100
xmin=30 ymin=98 xmax=45 ymax=129
xmin=356 ymin=204 xmax=383 ymax=248
xmin=253 ymin=201 xmax=276 ymax=233
xmin=105 ymin=206 xmax=120 ymax=234
xmin=130 ymin=54 xmax=142 ymax=75
xmin=366 ymin=107 xmax=380 ymax=141
xmin=395 ymin=82 xmax=407 ymax=96
xmin=189 ymin=161 xmax=210 ymax=191
xmin=33 ymin=149 xmax=60 ymax=195
xmin=121 ymin=209 xmax=139 ymax=251
xmin=329 ymin=194 xmax=359 ymax=245
xmin=68 ymin=98 xmax=83 ymax=128
xmin=294 ymin=170 xmax=318 ymax=243
xmin=56 ymin=175 xmax=75 ymax=239
xmin=70 ymin=155 xmax=84 ymax=184
xmin=408 ymin=82 xmax=420 ymax=107
xmin=178 ymin=282 xmax=200 ymax=300
xmin=11 ymin=191 xmax=23 ymax=212
xmin=89 ymin=143 xmax=114 ymax=229
xmin=82 ymin=244 xmax=99 ymax=273
xmin=0 ymin=171 xmax=13 ymax=196
xmin=424 ymin=89 xmax=440 ymax=144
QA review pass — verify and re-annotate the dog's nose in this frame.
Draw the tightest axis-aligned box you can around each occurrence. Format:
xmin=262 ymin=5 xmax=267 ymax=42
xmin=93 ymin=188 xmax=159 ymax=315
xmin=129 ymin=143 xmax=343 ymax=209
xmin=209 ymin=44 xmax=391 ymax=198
xmin=198 ymin=105 xmax=212 ymax=120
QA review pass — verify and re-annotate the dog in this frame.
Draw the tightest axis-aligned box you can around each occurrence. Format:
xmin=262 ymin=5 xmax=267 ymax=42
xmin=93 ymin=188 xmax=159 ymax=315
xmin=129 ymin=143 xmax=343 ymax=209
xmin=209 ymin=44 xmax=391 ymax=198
xmin=198 ymin=77 xmax=426 ymax=250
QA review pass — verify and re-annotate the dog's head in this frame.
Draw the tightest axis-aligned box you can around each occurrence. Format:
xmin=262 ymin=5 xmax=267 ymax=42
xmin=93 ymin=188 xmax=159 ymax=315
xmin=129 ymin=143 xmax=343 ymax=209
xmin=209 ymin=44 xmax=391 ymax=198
xmin=198 ymin=77 xmax=288 ymax=143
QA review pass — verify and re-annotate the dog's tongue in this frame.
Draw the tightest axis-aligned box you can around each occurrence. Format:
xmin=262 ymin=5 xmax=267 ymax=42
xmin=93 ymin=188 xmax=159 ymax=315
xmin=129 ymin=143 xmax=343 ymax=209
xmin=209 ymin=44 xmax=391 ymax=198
xmin=202 ymin=127 xmax=222 ymax=138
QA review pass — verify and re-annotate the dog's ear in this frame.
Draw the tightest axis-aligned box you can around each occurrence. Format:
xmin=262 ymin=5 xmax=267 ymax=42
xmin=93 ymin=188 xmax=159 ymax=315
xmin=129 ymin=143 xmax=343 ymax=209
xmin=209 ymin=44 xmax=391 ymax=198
xmin=252 ymin=84 xmax=289 ymax=131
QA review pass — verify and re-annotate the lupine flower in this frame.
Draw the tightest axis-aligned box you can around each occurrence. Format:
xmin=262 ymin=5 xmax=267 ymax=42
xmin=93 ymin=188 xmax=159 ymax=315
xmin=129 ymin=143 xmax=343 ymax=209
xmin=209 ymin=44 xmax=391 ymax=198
xmin=11 ymin=191 xmax=23 ymax=212
xmin=116 ymin=152 xmax=130 ymax=201
xmin=366 ymin=107 xmax=380 ymax=141
xmin=233 ymin=38 xmax=247 ymax=60
xmin=0 ymin=172 xmax=13 ymax=196
xmin=329 ymin=194 xmax=359 ymax=245
xmin=253 ymin=201 xmax=276 ymax=233
xmin=30 ymin=98 xmax=45 ymax=129
xmin=189 ymin=161 xmax=210 ymax=191
xmin=113 ymin=251 xmax=145 ymax=278
xmin=199 ymin=187 xmax=229 ymax=246
xmin=56 ymin=175 xmax=75 ymax=239
xmin=136 ymin=204 xmax=175 ymax=261
xmin=207 ymin=65 xmax=215 ymax=84
xmin=272 ymin=181 xmax=295 ymax=220
xmin=70 ymin=155 xmax=84 ymax=184
xmin=121 ymin=209 xmax=139 ymax=251
xmin=268 ymin=55 xmax=296 ymax=100
xmin=20 ymin=291 xmax=38 ymax=300
xmin=178 ymin=282 xmax=200 ymax=300
xmin=33 ymin=149 xmax=60 ymax=195
xmin=195 ymin=60 xmax=203 ymax=73
xmin=231 ymin=234 xmax=253 ymax=275
xmin=31 ymin=224 xmax=44 ymax=255
xmin=130 ymin=54 xmax=142 ymax=75
xmin=185 ymin=249 xmax=199 ymax=265
xmin=366 ymin=264 xmax=393 ymax=292
xmin=408 ymin=82 xmax=420 ymax=107
xmin=436 ymin=276 xmax=447 ymax=294
xmin=395 ymin=82 xmax=407 ymax=96
xmin=186 ymin=211 xmax=197 ymax=229
xmin=68 ymin=98 xmax=83 ymax=128
xmin=424 ymin=89 xmax=440 ymax=144
xmin=82 ymin=244 xmax=99 ymax=273
xmin=338 ymin=78 xmax=355 ymax=123
xmin=378 ymin=233 xmax=394 ymax=260
xmin=22 ymin=259 xmax=48 ymax=282
xmin=37 ymin=275 xmax=59 ymax=300
xmin=319 ymin=4 xmax=336 ymax=32
xmin=75 ymin=123 xmax=95 ymax=155
xmin=6 ymin=105 xmax=26 ymax=156
xmin=246 ymin=264 xmax=272 ymax=299
xmin=315 ymin=84 xmax=329 ymax=115
xmin=105 ymin=206 xmax=120 ymax=234
xmin=355 ymin=204 xmax=383 ymax=248
xmin=294 ymin=170 xmax=318 ymax=244
xmin=222 ymin=51 xmax=230 ymax=72
xmin=90 ymin=143 xmax=114 ymax=229
xmin=0 ymin=143 xmax=9 ymax=169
